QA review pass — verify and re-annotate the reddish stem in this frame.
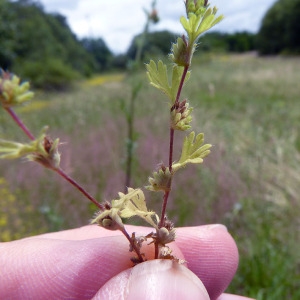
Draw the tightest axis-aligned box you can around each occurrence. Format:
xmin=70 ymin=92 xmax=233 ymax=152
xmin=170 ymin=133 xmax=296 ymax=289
xmin=158 ymin=65 xmax=190 ymax=232
xmin=121 ymin=227 xmax=145 ymax=263
xmin=4 ymin=106 xmax=104 ymax=211
xmin=5 ymin=107 xmax=35 ymax=141
xmin=56 ymin=168 xmax=104 ymax=210
xmin=175 ymin=66 xmax=189 ymax=104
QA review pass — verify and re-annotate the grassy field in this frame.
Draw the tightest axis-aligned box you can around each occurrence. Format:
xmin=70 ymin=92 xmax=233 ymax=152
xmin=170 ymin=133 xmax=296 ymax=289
xmin=1 ymin=53 xmax=299 ymax=298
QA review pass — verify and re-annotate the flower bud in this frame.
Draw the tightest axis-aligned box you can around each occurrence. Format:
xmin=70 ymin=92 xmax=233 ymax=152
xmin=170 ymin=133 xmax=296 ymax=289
xmin=0 ymin=70 xmax=34 ymax=108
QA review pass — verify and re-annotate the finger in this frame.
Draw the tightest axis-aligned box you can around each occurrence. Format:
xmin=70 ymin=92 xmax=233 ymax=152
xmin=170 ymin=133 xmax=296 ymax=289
xmin=93 ymin=259 xmax=210 ymax=300
xmin=218 ymin=293 xmax=255 ymax=300
xmin=175 ymin=225 xmax=239 ymax=300
xmin=0 ymin=235 xmax=183 ymax=299
xmin=30 ymin=224 xmax=121 ymax=240
xmin=27 ymin=224 xmax=238 ymax=300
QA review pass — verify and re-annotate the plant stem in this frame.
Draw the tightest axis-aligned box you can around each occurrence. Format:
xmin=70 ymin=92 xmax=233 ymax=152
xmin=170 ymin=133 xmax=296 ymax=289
xmin=121 ymin=227 xmax=145 ymax=263
xmin=55 ymin=168 xmax=104 ymax=210
xmin=5 ymin=107 xmax=35 ymax=141
xmin=158 ymin=65 xmax=190 ymax=230
xmin=124 ymin=81 xmax=142 ymax=192
xmin=4 ymin=106 xmax=104 ymax=211
xmin=175 ymin=66 xmax=189 ymax=104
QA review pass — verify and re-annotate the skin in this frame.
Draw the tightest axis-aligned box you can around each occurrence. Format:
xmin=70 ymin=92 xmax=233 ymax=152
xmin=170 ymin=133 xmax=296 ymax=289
xmin=0 ymin=224 xmax=255 ymax=300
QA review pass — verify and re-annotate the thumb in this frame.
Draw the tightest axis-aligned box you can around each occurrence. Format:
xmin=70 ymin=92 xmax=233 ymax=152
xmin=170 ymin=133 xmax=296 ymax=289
xmin=93 ymin=259 xmax=209 ymax=300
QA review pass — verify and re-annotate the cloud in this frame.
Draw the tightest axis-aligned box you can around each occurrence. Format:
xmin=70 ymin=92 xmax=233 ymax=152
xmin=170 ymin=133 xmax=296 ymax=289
xmin=41 ymin=0 xmax=80 ymax=11
xmin=40 ymin=0 xmax=277 ymax=54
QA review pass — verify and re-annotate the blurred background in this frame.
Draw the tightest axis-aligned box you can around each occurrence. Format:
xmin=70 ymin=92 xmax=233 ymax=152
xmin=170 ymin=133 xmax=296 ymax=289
xmin=0 ymin=0 xmax=299 ymax=298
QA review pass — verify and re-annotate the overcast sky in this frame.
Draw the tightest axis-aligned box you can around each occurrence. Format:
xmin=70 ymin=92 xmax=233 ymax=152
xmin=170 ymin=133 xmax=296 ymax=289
xmin=39 ymin=0 xmax=277 ymax=54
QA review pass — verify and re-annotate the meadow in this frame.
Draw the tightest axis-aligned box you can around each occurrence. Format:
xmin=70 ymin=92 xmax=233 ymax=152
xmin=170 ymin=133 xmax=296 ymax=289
xmin=0 ymin=54 xmax=299 ymax=298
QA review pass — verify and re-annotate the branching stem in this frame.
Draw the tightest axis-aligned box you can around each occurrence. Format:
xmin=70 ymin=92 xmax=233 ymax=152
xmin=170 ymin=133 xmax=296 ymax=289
xmin=55 ymin=168 xmax=104 ymax=210
xmin=158 ymin=65 xmax=190 ymax=231
xmin=121 ymin=227 xmax=145 ymax=263
xmin=4 ymin=107 xmax=104 ymax=210
xmin=5 ymin=107 xmax=35 ymax=141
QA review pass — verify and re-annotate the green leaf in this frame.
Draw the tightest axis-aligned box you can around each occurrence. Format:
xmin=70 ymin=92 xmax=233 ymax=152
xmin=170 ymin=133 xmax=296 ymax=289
xmin=0 ymin=127 xmax=60 ymax=169
xmin=146 ymin=60 xmax=190 ymax=103
xmin=0 ymin=139 xmax=33 ymax=159
xmin=196 ymin=8 xmax=224 ymax=37
xmin=172 ymin=131 xmax=212 ymax=171
xmin=180 ymin=7 xmax=224 ymax=44
xmin=146 ymin=60 xmax=170 ymax=99
xmin=112 ymin=188 xmax=158 ymax=228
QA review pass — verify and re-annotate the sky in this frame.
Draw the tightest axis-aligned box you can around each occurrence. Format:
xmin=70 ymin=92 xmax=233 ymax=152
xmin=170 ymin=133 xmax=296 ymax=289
xmin=39 ymin=0 xmax=277 ymax=54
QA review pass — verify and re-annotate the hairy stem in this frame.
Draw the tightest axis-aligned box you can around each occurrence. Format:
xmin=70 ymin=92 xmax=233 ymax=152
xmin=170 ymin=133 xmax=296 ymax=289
xmin=121 ymin=227 xmax=145 ymax=263
xmin=5 ymin=107 xmax=35 ymax=141
xmin=158 ymin=65 xmax=190 ymax=230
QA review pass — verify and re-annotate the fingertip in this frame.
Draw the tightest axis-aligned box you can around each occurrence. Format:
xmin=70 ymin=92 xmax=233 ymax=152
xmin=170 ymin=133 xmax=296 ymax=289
xmin=175 ymin=225 xmax=239 ymax=300
xmin=94 ymin=260 xmax=210 ymax=300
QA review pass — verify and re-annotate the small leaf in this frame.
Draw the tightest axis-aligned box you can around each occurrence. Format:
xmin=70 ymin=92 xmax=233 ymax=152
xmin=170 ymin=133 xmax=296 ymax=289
xmin=146 ymin=60 xmax=190 ymax=103
xmin=146 ymin=60 xmax=172 ymax=100
xmin=172 ymin=131 xmax=212 ymax=171
xmin=109 ymin=188 xmax=159 ymax=229
xmin=180 ymin=6 xmax=224 ymax=44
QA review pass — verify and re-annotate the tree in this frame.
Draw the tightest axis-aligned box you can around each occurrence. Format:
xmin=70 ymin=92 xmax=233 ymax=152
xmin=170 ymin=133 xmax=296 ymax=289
xmin=257 ymin=0 xmax=300 ymax=54
xmin=0 ymin=0 xmax=108 ymax=89
xmin=126 ymin=30 xmax=177 ymax=60
xmin=0 ymin=0 xmax=17 ymax=68
xmin=81 ymin=38 xmax=112 ymax=71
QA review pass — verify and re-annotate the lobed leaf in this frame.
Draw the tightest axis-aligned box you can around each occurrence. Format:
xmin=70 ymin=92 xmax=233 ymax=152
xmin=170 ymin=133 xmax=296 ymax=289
xmin=114 ymin=188 xmax=158 ymax=228
xmin=172 ymin=131 xmax=212 ymax=171
xmin=146 ymin=60 xmax=190 ymax=103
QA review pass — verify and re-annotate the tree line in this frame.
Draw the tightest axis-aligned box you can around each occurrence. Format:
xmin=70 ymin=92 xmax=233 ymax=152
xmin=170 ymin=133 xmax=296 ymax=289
xmin=0 ymin=0 xmax=299 ymax=89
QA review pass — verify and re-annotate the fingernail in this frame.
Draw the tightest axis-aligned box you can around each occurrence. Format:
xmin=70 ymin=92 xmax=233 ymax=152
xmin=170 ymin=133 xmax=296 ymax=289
xmin=207 ymin=224 xmax=228 ymax=231
xmin=126 ymin=260 xmax=209 ymax=300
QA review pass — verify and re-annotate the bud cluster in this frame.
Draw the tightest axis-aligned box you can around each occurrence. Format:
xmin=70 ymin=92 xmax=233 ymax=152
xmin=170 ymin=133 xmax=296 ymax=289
xmin=0 ymin=70 xmax=34 ymax=108
xmin=146 ymin=165 xmax=172 ymax=192
xmin=170 ymin=99 xmax=193 ymax=131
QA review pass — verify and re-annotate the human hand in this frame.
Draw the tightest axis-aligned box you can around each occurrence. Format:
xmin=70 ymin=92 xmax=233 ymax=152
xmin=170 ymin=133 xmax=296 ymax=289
xmin=0 ymin=224 xmax=254 ymax=299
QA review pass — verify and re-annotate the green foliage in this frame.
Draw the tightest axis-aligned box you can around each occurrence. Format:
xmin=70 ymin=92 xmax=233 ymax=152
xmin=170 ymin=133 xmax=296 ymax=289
xmin=92 ymin=188 xmax=158 ymax=230
xmin=81 ymin=38 xmax=113 ymax=71
xmin=226 ymin=198 xmax=300 ymax=299
xmin=126 ymin=30 xmax=177 ymax=60
xmin=198 ymin=31 xmax=256 ymax=53
xmin=257 ymin=0 xmax=300 ymax=54
xmin=0 ymin=0 xmax=16 ymax=69
xmin=17 ymin=58 xmax=79 ymax=90
xmin=0 ymin=71 xmax=34 ymax=107
xmin=146 ymin=60 xmax=190 ymax=103
xmin=172 ymin=132 xmax=211 ymax=171
xmin=0 ymin=127 xmax=60 ymax=169
xmin=0 ymin=0 xmax=102 ymax=88
xmin=181 ymin=3 xmax=223 ymax=45
xmin=146 ymin=167 xmax=172 ymax=192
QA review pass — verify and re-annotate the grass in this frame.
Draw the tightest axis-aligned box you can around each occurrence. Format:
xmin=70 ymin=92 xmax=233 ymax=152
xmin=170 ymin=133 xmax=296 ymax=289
xmin=0 ymin=54 xmax=299 ymax=298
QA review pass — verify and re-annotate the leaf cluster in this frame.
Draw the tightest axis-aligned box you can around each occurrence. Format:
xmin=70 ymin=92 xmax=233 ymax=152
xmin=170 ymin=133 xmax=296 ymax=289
xmin=0 ymin=127 xmax=60 ymax=170
xmin=147 ymin=132 xmax=211 ymax=192
xmin=91 ymin=188 xmax=159 ymax=230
